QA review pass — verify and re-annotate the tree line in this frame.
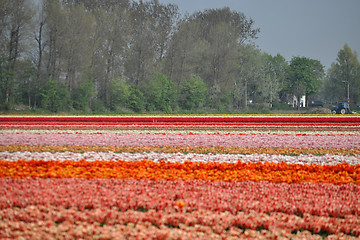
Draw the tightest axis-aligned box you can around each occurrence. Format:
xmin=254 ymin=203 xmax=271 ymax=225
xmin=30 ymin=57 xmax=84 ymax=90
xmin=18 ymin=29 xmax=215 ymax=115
xmin=1 ymin=0 xmax=359 ymax=113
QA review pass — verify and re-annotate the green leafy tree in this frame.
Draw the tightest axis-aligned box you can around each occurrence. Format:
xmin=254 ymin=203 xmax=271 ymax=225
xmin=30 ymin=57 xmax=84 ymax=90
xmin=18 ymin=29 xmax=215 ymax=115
xmin=142 ymin=73 xmax=176 ymax=113
xmin=109 ymin=77 xmax=131 ymax=111
xmin=40 ymin=79 xmax=71 ymax=112
xmin=179 ymin=75 xmax=208 ymax=110
xmin=127 ymin=86 xmax=145 ymax=113
xmin=72 ymin=78 xmax=95 ymax=112
xmin=287 ymin=56 xmax=324 ymax=108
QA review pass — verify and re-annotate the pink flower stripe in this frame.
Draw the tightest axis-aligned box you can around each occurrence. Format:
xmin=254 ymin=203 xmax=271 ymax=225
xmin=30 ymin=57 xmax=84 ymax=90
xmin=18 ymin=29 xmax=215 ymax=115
xmin=1 ymin=114 xmax=360 ymax=123
xmin=2 ymin=121 xmax=360 ymax=132
xmin=1 ymin=132 xmax=360 ymax=149
xmin=1 ymin=178 xmax=359 ymax=239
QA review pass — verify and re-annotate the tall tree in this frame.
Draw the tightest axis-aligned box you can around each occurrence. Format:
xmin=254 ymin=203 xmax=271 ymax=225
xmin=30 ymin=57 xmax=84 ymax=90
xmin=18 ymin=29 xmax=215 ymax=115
xmin=324 ymin=44 xmax=360 ymax=105
xmin=234 ymin=44 xmax=265 ymax=110
xmin=166 ymin=7 xmax=259 ymax=109
xmin=263 ymin=53 xmax=289 ymax=107
xmin=44 ymin=0 xmax=67 ymax=82
xmin=0 ymin=1 xmax=12 ymax=51
xmin=41 ymin=0 xmax=96 ymax=106
xmin=205 ymin=22 xmax=239 ymax=98
xmin=322 ymin=66 xmax=344 ymax=104
xmin=1 ymin=0 xmax=34 ymax=104
xmin=164 ymin=17 xmax=207 ymax=87
xmin=61 ymin=4 xmax=95 ymax=93
xmin=125 ymin=0 xmax=178 ymax=86
xmin=90 ymin=4 xmax=131 ymax=108
xmin=32 ymin=0 xmax=47 ymax=108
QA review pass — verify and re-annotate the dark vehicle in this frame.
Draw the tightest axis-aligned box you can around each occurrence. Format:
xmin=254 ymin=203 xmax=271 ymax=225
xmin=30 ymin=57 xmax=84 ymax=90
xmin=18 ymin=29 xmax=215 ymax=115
xmin=331 ymin=102 xmax=352 ymax=114
xmin=310 ymin=100 xmax=323 ymax=107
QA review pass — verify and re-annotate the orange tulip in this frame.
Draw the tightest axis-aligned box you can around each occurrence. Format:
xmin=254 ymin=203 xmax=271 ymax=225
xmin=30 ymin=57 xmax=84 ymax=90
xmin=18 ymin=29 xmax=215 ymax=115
xmin=1 ymin=160 xmax=358 ymax=185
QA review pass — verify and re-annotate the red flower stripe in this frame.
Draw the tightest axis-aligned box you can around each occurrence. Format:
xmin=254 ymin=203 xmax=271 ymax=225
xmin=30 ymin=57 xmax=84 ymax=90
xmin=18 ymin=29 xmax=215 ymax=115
xmin=1 ymin=115 xmax=360 ymax=123
xmin=1 ymin=160 xmax=359 ymax=184
xmin=1 ymin=121 xmax=360 ymax=127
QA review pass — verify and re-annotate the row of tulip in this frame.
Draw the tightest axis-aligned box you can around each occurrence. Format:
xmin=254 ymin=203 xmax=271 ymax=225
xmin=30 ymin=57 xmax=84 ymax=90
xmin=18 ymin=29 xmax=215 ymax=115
xmin=5 ymin=121 xmax=360 ymax=126
xmin=2 ymin=121 xmax=360 ymax=129
xmin=2 ymin=144 xmax=359 ymax=156
xmin=3 ymin=178 xmax=359 ymax=217
xmin=2 ymin=151 xmax=359 ymax=165
xmin=1 ymin=114 xmax=360 ymax=122
xmin=3 ymin=214 xmax=357 ymax=240
xmin=4 ymin=221 xmax=342 ymax=240
xmin=2 ymin=129 xmax=358 ymax=135
xmin=1 ymin=178 xmax=359 ymax=238
xmin=2 ymin=123 xmax=360 ymax=131
xmin=1 ymin=159 xmax=359 ymax=184
xmin=1 ymin=131 xmax=359 ymax=149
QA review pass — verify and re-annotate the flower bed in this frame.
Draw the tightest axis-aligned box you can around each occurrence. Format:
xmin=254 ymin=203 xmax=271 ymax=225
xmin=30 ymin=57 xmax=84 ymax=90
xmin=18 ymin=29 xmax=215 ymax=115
xmin=1 ymin=114 xmax=360 ymax=239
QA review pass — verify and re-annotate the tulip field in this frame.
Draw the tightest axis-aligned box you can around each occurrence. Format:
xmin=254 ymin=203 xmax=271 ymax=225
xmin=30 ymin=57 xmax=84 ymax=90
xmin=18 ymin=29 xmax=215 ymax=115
xmin=1 ymin=114 xmax=360 ymax=239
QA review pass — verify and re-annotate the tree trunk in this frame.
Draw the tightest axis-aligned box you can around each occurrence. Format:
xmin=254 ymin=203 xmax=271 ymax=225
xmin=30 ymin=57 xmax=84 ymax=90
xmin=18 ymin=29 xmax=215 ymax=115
xmin=6 ymin=25 xmax=20 ymax=104
xmin=34 ymin=21 xmax=44 ymax=108
xmin=244 ymin=79 xmax=248 ymax=109
xmin=297 ymin=96 xmax=300 ymax=110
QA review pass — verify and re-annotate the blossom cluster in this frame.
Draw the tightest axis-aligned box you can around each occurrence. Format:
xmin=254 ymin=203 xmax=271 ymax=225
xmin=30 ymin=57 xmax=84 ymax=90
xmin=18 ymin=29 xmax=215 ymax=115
xmin=1 ymin=114 xmax=359 ymax=239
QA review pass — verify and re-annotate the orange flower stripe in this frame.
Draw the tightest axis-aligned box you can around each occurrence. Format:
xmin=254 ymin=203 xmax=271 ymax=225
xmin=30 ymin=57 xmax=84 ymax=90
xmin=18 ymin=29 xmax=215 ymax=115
xmin=1 ymin=144 xmax=360 ymax=155
xmin=1 ymin=160 xmax=359 ymax=184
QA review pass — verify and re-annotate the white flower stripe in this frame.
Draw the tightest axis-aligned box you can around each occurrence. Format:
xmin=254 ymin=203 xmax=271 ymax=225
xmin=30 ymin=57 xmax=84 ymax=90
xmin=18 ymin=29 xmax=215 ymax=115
xmin=1 ymin=151 xmax=359 ymax=165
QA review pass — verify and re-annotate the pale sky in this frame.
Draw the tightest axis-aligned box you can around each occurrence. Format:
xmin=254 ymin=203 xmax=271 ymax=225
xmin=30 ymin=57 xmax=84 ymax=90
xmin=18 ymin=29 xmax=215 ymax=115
xmin=158 ymin=0 xmax=360 ymax=70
